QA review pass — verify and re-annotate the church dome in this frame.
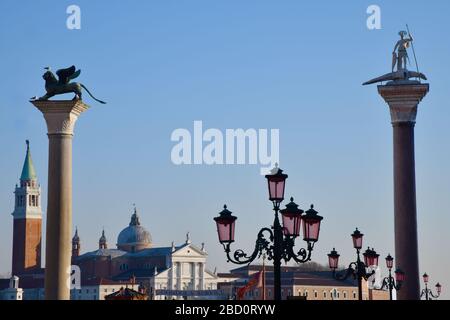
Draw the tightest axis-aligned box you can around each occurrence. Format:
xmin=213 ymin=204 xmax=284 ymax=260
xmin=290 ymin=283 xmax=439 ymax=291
xmin=117 ymin=207 xmax=152 ymax=252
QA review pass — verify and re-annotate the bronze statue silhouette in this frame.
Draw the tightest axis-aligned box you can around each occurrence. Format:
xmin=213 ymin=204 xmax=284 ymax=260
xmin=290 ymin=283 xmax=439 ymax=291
xmin=32 ymin=65 xmax=106 ymax=104
xmin=392 ymin=30 xmax=413 ymax=72
xmin=363 ymin=30 xmax=427 ymax=85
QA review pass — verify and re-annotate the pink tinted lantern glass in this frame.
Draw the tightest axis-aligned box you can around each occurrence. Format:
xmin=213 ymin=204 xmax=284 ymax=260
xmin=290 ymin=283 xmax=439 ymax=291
xmin=328 ymin=249 xmax=340 ymax=269
xmin=363 ymin=249 xmax=370 ymax=266
xmin=281 ymin=214 xmax=301 ymax=237
xmin=363 ymin=248 xmax=378 ymax=266
xmin=372 ymin=250 xmax=379 ymax=267
xmin=268 ymin=179 xmax=285 ymax=202
xmin=351 ymin=228 xmax=363 ymax=250
xmin=385 ymin=254 xmax=394 ymax=269
xmin=395 ymin=269 xmax=406 ymax=283
xmin=265 ymin=167 xmax=288 ymax=203
xmin=302 ymin=205 xmax=323 ymax=242
xmin=303 ymin=219 xmax=320 ymax=241
xmin=280 ymin=198 xmax=303 ymax=237
xmin=215 ymin=217 xmax=236 ymax=243
xmin=214 ymin=205 xmax=237 ymax=244
xmin=436 ymin=283 xmax=442 ymax=294
xmin=423 ymin=273 xmax=429 ymax=284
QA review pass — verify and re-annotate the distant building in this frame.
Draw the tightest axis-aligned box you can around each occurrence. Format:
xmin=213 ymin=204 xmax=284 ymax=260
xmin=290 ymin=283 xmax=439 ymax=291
xmin=0 ymin=276 xmax=23 ymax=300
xmin=0 ymin=142 xmax=223 ymax=300
xmin=0 ymin=142 xmax=45 ymax=300
xmin=71 ymin=212 xmax=222 ymax=300
xmin=218 ymin=265 xmax=390 ymax=300
xmin=70 ymin=278 xmax=140 ymax=300
xmin=11 ymin=141 xmax=43 ymax=276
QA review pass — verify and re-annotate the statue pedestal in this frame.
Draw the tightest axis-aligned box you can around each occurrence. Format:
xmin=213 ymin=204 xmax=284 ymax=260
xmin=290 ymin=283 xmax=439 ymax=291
xmin=31 ymin=100 xmax=89 ymax=300
xmin=377 ymin=83 xmax=429 ymax=300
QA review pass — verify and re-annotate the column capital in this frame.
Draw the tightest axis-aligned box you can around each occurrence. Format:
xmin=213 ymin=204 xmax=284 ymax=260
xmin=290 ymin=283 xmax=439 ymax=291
xmin=31 ymin=100 xmax=90 ymax=135
xmin=377 ymin=83 xmax=429 ymax=125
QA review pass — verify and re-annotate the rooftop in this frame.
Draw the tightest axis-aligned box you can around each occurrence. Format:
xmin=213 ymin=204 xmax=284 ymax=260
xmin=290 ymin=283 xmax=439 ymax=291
xmin=20 ymin=140 xmax=37 ymax=181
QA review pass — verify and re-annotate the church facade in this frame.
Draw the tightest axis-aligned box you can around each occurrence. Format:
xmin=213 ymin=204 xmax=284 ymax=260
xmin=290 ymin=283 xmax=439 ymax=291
xmin=72 ymin=210 xmax=222 ymax=299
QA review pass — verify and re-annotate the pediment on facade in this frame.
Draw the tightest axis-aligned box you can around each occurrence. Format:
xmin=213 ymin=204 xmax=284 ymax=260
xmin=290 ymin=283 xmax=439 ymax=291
xmin=172 ymin=244 xmax=206 ymax=258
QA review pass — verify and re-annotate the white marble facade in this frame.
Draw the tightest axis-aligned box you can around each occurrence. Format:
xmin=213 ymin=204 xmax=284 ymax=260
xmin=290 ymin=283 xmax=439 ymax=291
xmin=151 ymin=243 xmax=221 ymax=300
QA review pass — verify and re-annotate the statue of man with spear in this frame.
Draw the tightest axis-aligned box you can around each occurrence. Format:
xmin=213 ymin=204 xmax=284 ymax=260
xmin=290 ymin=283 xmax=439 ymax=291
xmin=392 ymin=30 xmax=413 ymax=72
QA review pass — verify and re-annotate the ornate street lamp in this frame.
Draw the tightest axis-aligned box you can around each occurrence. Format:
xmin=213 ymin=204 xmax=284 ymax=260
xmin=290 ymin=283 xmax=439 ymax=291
xmin=328 ymin=228 xmax=378 ymax=300
xmin=214 ymin=205 xmax=237 ymax=244
xmin=420 ymin=273 xmax=442 ymax=300
xmin=351 ymin=228 xmax=363 ymax=250
xmin=363 ymin=247 xmax=380 ymax=267
xmin=214 ymin=165 xmax=323 ymax=301
xmin=265 ymin=166 xmax=288 ymax=206
xmin=327 ymin=248 xmax=340 ymax=270
xmin=280 ymin=197 xmax=303 ymax=237
xmin=375 ymin=254 xmax=405 ymax=300
xmin=302 ymin=205 xmax=323 ymax=242
xmin=422 ymin=273 xmax=429 ymax=284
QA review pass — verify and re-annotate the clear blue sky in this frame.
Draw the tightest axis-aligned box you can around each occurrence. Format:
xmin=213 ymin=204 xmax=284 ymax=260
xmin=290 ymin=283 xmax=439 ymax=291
xmin=1 ymin=0 xmax=449 ymax=298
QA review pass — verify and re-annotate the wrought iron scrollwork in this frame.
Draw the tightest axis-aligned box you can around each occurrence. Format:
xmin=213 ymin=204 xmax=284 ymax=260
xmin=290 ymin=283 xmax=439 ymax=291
xmin=222 ymin=225 xmax=315 ymax=266
xmin=223 ymin=227 xmax=273 ymax=265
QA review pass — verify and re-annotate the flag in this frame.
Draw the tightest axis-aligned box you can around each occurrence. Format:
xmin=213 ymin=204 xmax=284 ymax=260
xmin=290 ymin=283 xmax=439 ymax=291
xmin=236 ymin=271 xmax=262 ymax=300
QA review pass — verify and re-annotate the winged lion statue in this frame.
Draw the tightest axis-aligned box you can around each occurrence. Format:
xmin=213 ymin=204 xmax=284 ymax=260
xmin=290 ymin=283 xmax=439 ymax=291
xmin=32 ymin=65 xmax=106 ymax=104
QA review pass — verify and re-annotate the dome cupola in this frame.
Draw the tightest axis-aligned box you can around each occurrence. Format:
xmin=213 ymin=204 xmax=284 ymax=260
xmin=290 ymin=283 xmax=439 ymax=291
xmin=117 ymin=206 xmax=152 ymax=252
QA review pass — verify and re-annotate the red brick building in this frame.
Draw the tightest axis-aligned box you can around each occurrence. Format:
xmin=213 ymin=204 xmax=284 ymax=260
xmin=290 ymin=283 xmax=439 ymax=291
xmin=11 ymin=141 xmax=43 ymax=276
xmin=70 ymin=214 xmax=221 ymax=299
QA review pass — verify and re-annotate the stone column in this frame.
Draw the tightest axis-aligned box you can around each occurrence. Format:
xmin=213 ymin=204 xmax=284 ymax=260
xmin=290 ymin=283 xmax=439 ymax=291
xmin=377 ymin=83 xmax=429 ymax=300
xmin=31 ymin=100 xmax=89 ymax=300
xmin=199 ymin=263 xmax=204 ymax=290
xmin=192 ymin=262 xmax=196 ymax=290
xmin=178 ymin=262 xmax=182 ymax=290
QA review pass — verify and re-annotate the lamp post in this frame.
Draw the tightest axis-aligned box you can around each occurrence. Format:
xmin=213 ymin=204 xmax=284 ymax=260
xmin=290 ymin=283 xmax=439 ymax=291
xmin=376 ymin=254 xmax=405 ymax=300
xmin=213 ymin=166 xmax=323 ymax=301
xmin=420 ymin=273 xmax=442 ymax=300
xmin=327 ymin=228 xmax=379 ymax=300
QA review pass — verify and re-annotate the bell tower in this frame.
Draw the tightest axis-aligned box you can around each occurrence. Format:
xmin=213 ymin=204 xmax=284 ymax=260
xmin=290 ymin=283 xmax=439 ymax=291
xmin=11 ymin=140 xmax=42 ymax=275
xmin=72 ymin=228 xmax=80 ymax=257
xmin=99 ymin=229 xmax=107 ymax=249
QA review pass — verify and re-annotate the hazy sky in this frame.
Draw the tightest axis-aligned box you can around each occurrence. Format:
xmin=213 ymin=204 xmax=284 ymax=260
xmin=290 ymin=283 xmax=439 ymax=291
xmin=1 ymin=0 xmax=449 ymax=299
